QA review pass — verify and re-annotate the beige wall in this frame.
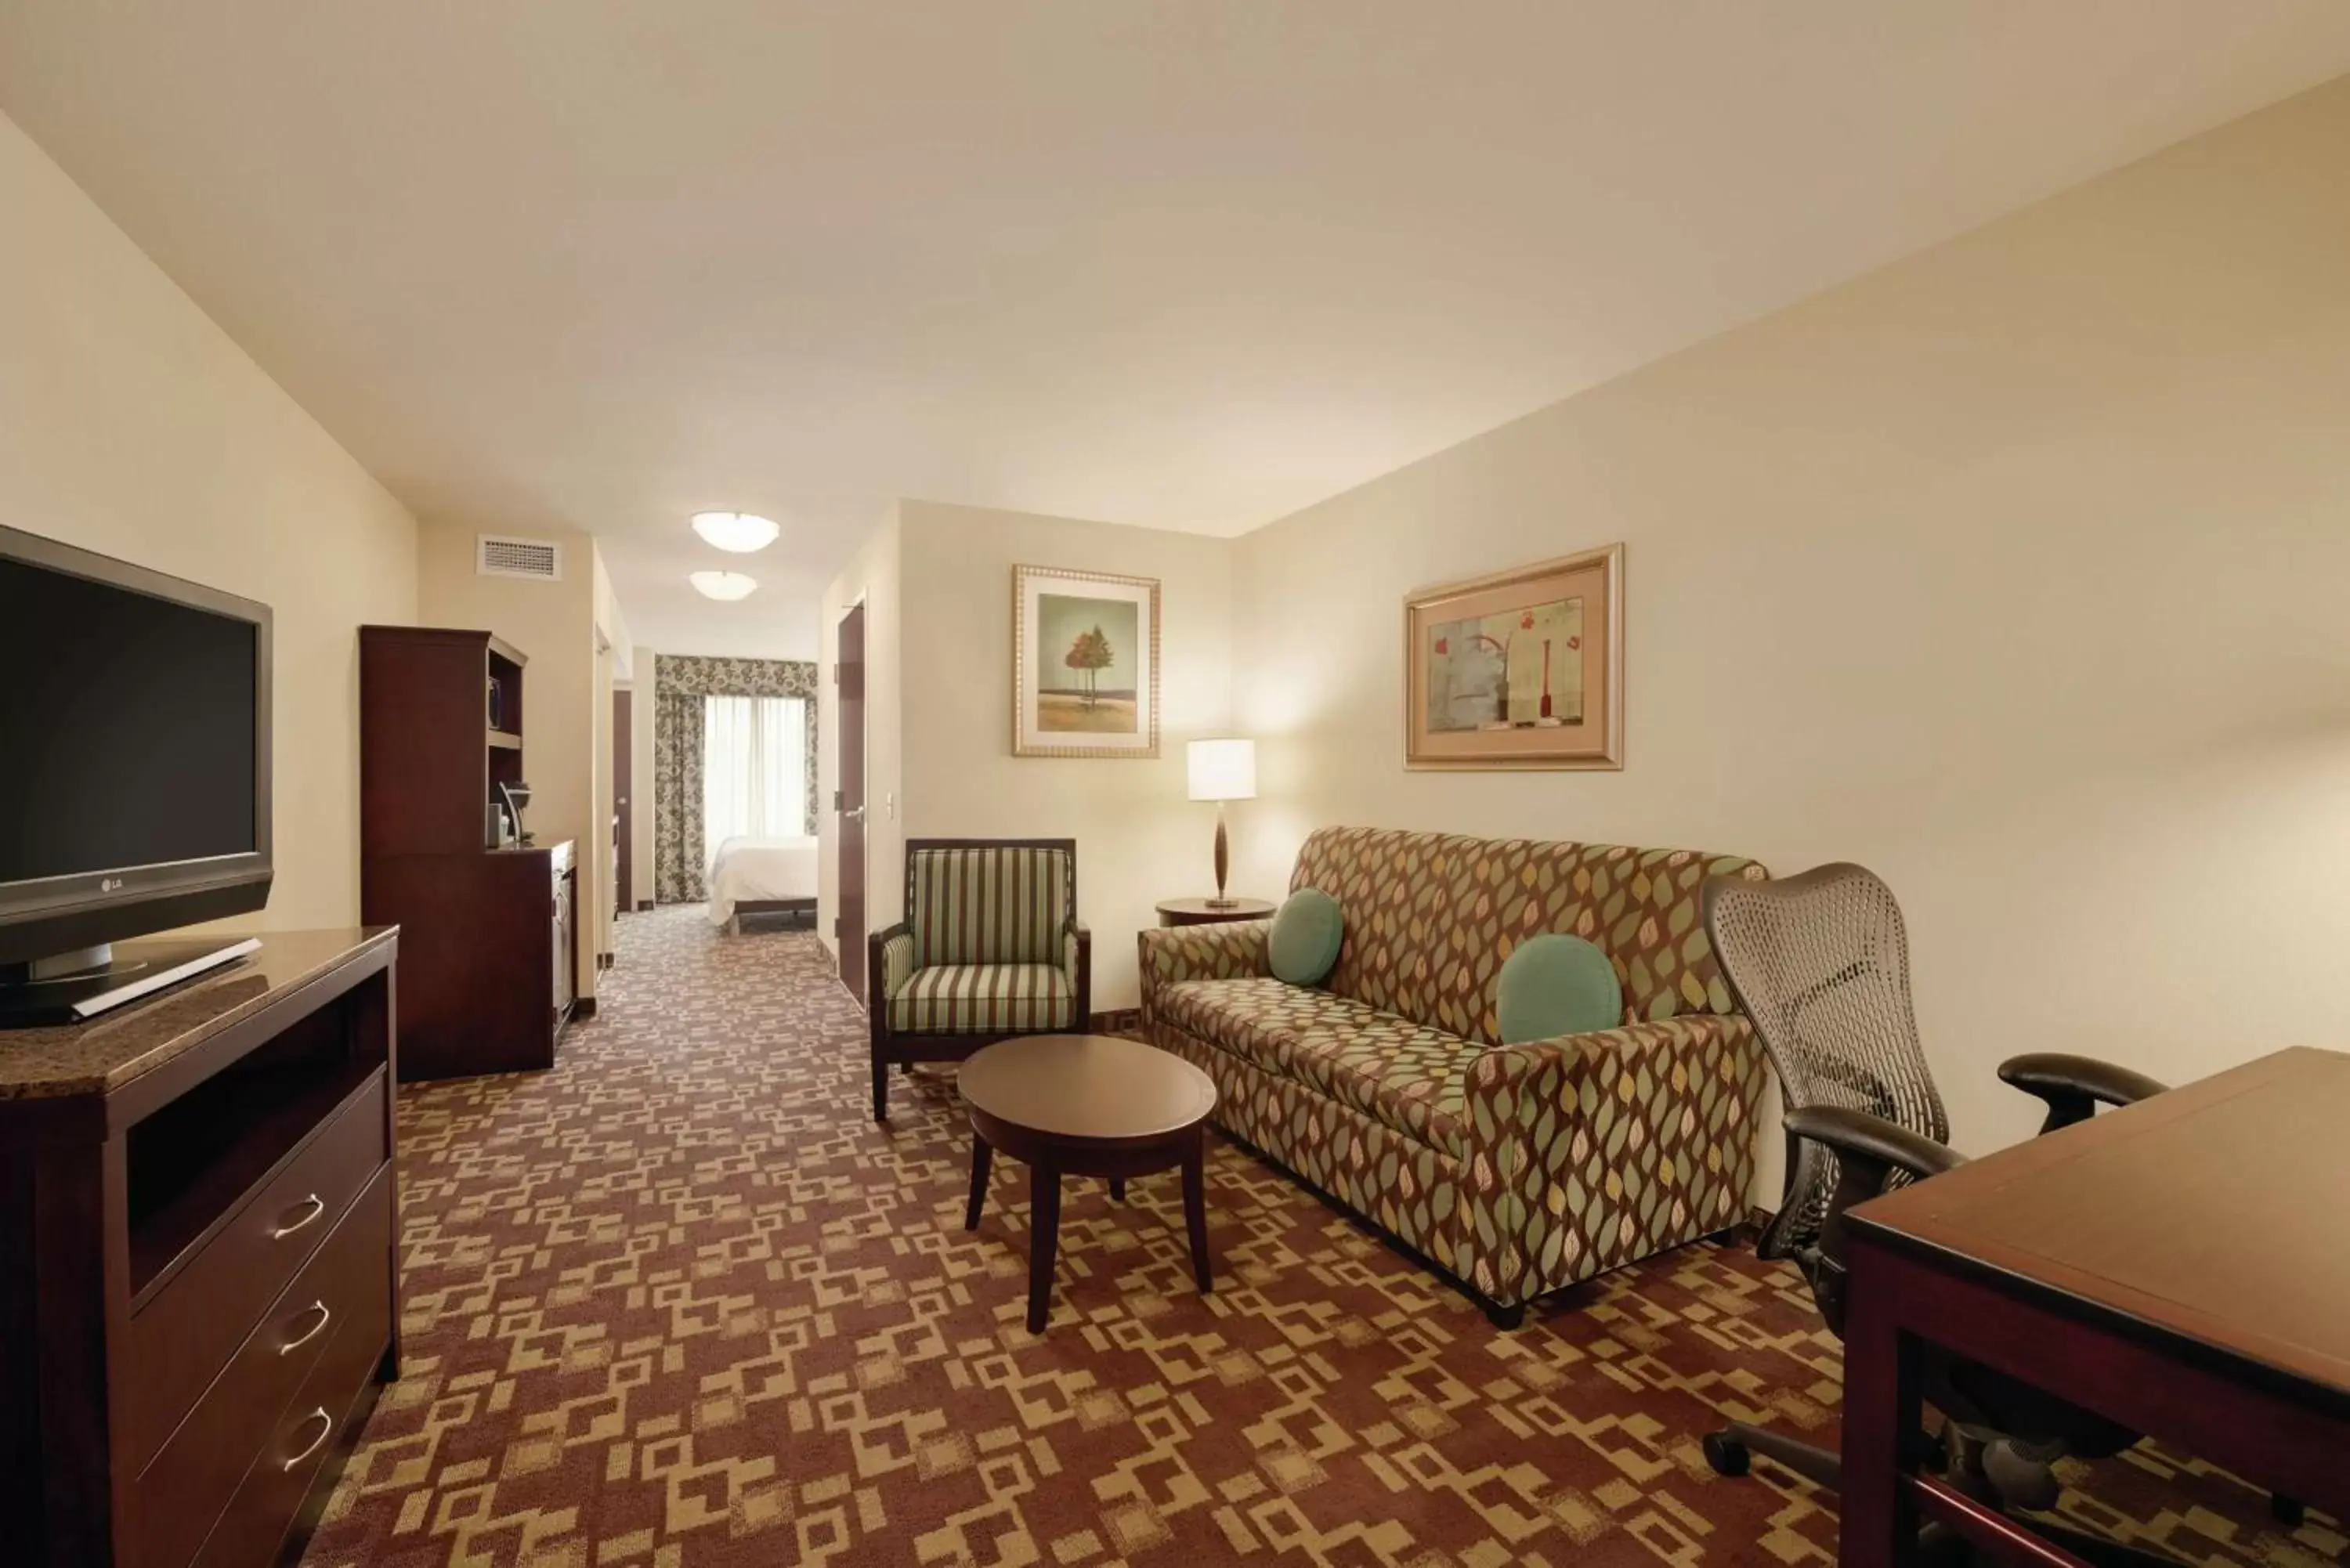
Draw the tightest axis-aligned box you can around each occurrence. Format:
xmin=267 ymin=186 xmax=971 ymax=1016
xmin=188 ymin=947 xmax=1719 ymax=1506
xmin=1231 ymin=80 xmax=2350 ymax=1172
xmin=0 ymin=108 xmax=418 ymax=931
xmin=415 ymin=520 xmax=602 ymax=1000
xmin=891 ymin=501 xmax=1236 ymax=1011
xmin=818 ymin=508 xmax=905 ymax=950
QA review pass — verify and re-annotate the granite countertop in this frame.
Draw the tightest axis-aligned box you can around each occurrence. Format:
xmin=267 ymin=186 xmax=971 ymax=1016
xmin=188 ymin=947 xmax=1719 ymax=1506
xmin=0 ymin=927 xmax=397 ymax=1100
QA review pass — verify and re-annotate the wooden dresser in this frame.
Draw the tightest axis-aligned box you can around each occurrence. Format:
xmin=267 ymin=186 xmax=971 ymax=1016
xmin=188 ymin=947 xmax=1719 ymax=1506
xmin=0 ymin=929 xmax=400 ymax=1568
xmin=360 ymin=625 xmax=578 ymax=1079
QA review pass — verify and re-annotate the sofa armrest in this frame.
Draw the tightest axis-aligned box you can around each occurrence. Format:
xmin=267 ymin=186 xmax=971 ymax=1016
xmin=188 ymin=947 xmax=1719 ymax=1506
xmin=1459 ymin=1013 xmax=1766 ymax=1306
xmin=1136 ymin=919 xmax=1273 ymax=1021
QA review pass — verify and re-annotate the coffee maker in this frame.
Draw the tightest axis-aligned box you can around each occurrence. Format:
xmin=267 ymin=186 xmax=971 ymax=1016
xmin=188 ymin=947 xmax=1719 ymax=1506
xmin=490 ymin=780 xmax=533 ymax=847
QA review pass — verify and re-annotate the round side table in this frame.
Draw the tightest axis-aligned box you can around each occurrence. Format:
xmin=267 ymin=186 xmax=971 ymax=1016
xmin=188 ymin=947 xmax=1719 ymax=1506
xmin=1156 ymin=896 xmax=1276 ymax=928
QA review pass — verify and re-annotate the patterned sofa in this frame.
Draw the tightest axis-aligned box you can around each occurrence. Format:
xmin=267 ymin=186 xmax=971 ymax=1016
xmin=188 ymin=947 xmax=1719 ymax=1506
xmin=1138 ymin=826 xmax=1769 ymax=1326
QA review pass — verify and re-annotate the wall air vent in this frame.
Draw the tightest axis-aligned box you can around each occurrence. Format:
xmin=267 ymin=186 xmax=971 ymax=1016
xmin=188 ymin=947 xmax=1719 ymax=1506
xmin=477 ymin=534 xmax=564 ymax=582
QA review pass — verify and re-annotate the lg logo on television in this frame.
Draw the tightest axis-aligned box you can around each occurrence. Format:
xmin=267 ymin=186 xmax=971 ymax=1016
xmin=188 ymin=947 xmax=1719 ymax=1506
xmin=99 ymin=876 xmax=123 ymax=892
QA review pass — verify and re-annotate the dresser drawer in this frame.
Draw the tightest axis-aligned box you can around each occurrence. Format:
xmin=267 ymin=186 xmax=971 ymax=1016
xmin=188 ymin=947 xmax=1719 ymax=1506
xmin=186 ymin=1213 xmax=395 ymax=1568
xmin=125 ymin=1069 xmax=389 ymax=1469
xmin=128 ymin=1164 xmax=391 ymax=1568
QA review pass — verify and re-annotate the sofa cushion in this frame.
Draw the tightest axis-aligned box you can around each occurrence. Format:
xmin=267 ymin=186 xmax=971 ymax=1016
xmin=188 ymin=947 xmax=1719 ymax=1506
xmin=1496 ymin=934 xmax=1622 ymax=1045
xmin=1267 ymin=889 xmax=1343 ymax=985
xmin=1155 ymin=977 xmax=1477 ymax=1156
xmin=890 ymin=963 xmax=1073 ymax=1034
xmin=909 ymin=844 xmax=1072 ymax=967
xmin=1154 ymin=977 xmax=1311 ymax=1075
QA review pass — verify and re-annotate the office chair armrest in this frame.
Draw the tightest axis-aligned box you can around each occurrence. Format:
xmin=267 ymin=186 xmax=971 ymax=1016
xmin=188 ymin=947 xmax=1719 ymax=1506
xmin=1998 ymin=1053 xmax=2167 ymax=1134
xmin=1784 ymin=1105 xmax=1967 ymax=1186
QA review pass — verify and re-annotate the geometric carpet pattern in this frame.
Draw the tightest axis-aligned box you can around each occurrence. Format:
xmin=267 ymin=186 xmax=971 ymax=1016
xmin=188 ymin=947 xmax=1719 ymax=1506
xmin=302 ymin=907 xmax=2345 ymax=1568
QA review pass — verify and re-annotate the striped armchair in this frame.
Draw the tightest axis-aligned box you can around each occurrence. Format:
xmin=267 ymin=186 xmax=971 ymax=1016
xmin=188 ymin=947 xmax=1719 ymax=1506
xmin=866 ymin=838 xmax=1091 ymax=1120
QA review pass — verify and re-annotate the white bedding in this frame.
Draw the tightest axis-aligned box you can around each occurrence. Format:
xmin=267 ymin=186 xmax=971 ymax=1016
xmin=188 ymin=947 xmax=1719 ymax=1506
xmin=707 ymin=834 xmax=819 ymax=929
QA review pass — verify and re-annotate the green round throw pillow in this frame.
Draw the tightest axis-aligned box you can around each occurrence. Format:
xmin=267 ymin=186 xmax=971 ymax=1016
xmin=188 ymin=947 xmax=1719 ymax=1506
xmin=1496 ymin=934 xmax=1622 ymax=1045
xmin=1267 ymin=889 xmax=1344 ymax=986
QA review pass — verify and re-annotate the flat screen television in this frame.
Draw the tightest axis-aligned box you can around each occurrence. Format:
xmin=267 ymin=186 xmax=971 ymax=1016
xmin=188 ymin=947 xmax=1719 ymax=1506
xmin=0 ymin=523 xmax=273 ymax=1024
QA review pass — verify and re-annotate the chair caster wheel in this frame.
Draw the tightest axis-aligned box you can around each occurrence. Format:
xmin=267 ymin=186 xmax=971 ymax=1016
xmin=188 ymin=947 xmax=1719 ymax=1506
xmin=1703 ymin=1430 xmax=1751 ymax=1477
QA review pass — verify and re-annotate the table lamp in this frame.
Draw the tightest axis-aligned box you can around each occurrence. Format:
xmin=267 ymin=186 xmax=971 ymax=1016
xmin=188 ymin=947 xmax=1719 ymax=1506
xmin=1186 ymin=738 xmax=1257 ymax=907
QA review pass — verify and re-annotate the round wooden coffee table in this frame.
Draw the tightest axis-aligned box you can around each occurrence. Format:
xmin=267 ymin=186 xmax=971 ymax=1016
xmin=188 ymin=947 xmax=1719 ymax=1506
xmin=958 ymin=1034 xmax=1219 ymax=1332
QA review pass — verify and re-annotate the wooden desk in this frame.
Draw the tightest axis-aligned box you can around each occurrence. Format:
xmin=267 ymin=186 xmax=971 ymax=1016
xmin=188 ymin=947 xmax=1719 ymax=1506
xmin=1840 ymin=1047 xmax=2350 ymax=1566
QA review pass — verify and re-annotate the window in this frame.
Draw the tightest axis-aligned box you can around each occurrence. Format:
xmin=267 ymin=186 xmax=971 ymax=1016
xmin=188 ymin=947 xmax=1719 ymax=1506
xmin=703 ymin=695 xmax=808 ymax=865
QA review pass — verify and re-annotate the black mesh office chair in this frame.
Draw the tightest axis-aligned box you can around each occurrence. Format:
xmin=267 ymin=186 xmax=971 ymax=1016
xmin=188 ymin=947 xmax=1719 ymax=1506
xmin=1701 ymin=862 xmax=2191 ymax=1567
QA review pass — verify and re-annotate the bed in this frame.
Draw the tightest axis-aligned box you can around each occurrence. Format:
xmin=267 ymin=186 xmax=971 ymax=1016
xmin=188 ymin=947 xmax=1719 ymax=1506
xmin=707 ymin=834 xmax=819 ymax=933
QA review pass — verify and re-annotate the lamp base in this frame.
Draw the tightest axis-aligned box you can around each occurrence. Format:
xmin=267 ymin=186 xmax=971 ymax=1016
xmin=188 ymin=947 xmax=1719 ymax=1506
xmin=1203 ymin=896 xmax=1241 ymax=910
xmin=1210 ymin=806 xmax=1233 ymax=909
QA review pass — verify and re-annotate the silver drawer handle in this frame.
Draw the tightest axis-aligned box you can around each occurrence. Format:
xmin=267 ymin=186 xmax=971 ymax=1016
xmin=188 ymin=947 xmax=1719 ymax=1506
xmin=271 ymin=1194 xmax=326 ymax=1241
xmin=280 ymin=1407 xmax=332 ymax=1472
xmin=277 ymin=1300 xmax=331 ymax=1357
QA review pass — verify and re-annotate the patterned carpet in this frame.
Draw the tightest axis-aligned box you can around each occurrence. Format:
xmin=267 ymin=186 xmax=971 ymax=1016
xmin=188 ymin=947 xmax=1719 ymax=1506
xmin=302 ymin=907 xmax=2342 ymax=1568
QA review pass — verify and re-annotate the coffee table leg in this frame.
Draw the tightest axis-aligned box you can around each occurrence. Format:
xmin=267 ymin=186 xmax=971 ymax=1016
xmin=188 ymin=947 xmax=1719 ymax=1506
xmin=1182 ymin=1135 xmax=1212 ymax=1295
xmin=1109 ymin=1177 xmax=1126 ymax=1204
xmin=964 ymin=1136 xmax=992 ymax=1232
xmin=1028 ymin=1162 xmax=1061 ymax=1333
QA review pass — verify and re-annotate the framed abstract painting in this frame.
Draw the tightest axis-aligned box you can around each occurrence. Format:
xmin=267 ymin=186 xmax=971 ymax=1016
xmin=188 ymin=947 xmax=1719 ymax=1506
xmin=1404 ymin=542 xmax=1624 ymax=770
xmin=1012 ymin=565 xmax=1162 ymax=758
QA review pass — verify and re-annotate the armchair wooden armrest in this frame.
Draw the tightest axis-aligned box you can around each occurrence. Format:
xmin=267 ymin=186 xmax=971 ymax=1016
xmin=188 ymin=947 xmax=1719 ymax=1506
xmin=1065 ymin=918 xmax=1093 ymax=1031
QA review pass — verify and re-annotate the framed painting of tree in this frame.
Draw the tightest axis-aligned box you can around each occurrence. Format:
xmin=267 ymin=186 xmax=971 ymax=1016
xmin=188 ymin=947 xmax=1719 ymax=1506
xmin=1404 ymin=542 xmax=1624 ymax=769
xmin=1012 ymin=565 xmax=1162 ymax=758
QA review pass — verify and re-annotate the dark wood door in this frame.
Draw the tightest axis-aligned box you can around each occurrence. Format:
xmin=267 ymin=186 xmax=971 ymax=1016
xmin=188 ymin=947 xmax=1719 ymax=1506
xmin=837 ymin=603 xmax=867 ymax=999
xmin=613 ymin=688 xmax=634 ymax=913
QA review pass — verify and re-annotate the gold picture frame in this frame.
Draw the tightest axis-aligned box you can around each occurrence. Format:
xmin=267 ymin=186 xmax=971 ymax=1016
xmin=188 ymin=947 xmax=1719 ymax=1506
xmin=1011 ymin=564 xmax=1162 ymax=758
xmin=1404 ymin=542 xmax=1624 ymax=770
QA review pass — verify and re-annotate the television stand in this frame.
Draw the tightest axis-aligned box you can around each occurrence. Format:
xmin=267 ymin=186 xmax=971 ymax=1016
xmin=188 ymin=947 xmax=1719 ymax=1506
xmin=0 ymin=935 xmax=262 ymax=1028
xmin=0 ymin=927 xmax=399 ymax=1568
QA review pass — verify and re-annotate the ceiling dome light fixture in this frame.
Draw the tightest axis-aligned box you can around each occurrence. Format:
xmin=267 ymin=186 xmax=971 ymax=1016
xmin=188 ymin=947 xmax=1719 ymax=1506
xmin=690 ymin=511 xmax=780 ymax=553
xmin=689 ymin=570 xmax=758 ymax=602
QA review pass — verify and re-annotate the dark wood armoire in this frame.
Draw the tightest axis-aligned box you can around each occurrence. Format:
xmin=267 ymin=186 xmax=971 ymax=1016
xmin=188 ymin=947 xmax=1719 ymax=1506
xmin=358 ymin=626 xmax=577 ymax=1080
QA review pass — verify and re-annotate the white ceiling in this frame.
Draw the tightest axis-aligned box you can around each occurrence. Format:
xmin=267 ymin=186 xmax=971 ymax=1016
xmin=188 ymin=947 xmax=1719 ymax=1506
xmin=5 ymin=4 xmax=2348 ymax=657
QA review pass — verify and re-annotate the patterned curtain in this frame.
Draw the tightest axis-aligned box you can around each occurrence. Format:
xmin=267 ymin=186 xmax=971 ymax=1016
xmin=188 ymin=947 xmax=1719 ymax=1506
xmin=652 ymin=654 xmax=820 ymax=903
xmin=653 ymin=688 xmax=707 ymax=902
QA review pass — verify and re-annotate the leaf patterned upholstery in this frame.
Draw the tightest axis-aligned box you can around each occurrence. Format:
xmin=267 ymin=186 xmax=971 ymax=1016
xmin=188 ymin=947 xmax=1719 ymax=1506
xmin=1156 ymin=977 xmax=1480 ymax=1155
xmin=1291 ymin=827 xmax=1762 ymax=1039
xmin=1140 ymin=826 xmax=1769 ymax=1311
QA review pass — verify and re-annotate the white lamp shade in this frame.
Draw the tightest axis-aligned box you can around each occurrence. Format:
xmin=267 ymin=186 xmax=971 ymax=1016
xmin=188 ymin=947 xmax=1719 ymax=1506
xmin=1187 ymin=738 xmax=1257 ymax=802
